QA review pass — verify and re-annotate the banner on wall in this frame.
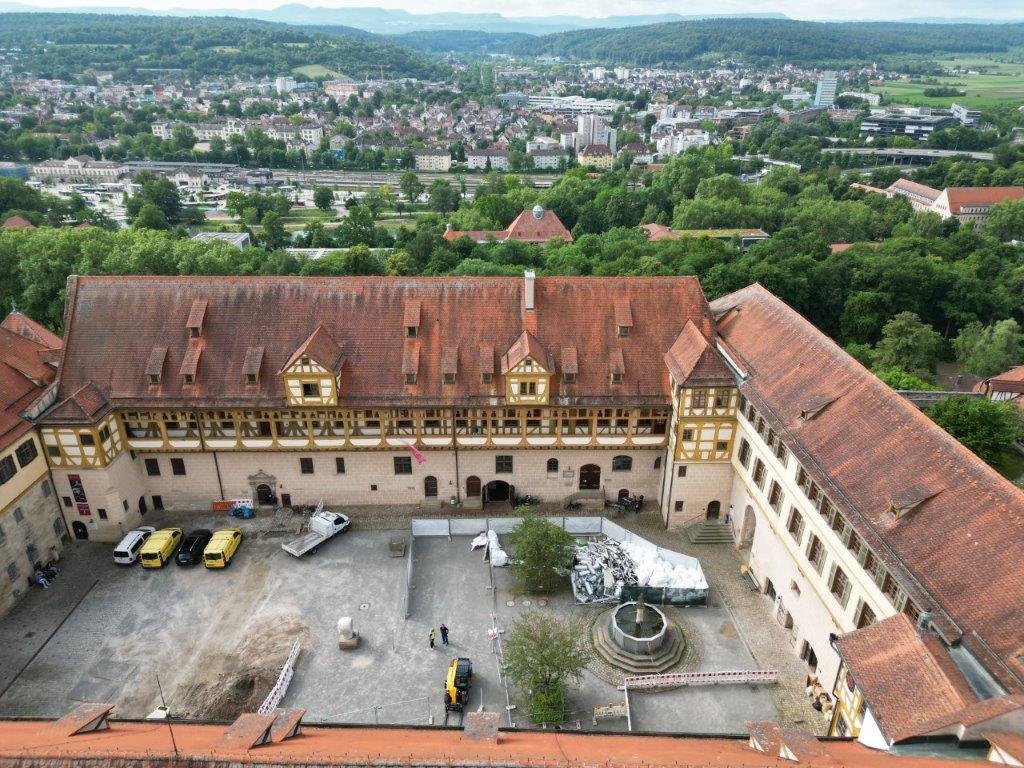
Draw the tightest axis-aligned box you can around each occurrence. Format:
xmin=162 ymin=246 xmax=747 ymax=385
xmin=68 ymin=474 xmax=88 ymax=504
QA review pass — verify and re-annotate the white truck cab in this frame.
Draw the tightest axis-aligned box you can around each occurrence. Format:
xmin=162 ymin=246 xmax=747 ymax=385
xmin=282 ymin=510 xmax=350 ymax=557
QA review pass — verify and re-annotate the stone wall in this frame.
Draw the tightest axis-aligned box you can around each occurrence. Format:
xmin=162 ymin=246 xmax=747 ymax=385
xmin=0 ymin=475 xmax=67 ymax=617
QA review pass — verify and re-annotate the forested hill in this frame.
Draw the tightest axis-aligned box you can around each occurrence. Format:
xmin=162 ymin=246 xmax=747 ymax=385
xmin=396 ymin=18 xmax=1024 ymax=66
xmin=0 ymin=14 xmax=448 ymax=81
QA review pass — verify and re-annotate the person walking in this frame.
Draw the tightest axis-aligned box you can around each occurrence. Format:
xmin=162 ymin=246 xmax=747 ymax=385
xmin=429 ymin=628 xmax=436 ymax=649
xmin=439 ymin=623 xmax=449 ymax=645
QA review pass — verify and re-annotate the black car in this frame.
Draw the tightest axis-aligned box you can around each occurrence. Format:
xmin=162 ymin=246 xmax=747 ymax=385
xmin=175 ymin=529 xmax=213 ymax=566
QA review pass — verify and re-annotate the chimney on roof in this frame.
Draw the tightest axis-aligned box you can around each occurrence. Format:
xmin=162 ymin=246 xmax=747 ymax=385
xmin=524 ymin=269 xmax=535 ymax=311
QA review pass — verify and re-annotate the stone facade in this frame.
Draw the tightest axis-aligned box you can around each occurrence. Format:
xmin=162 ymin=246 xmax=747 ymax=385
xmin=1 ymin=468 xmax=67 ymax=616
xmin=50 ymin=447 xmax=667 ymax=541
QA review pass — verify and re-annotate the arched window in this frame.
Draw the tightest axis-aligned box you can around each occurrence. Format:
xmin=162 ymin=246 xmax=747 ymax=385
xmin=612 ymin=455 xmax=632 ymax=472
xmin=424 ymin=475 xmax=438 ymax=498
xmin=546 ymin=458 xmax=559 ymax=473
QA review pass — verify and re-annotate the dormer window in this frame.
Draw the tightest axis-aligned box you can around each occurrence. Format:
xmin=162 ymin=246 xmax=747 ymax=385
xmin=186 ymin=298 xmax=207 ymax=338
xmin=442 ymin=346 xmax=458 ymax=386
xmin=146 ymin=345 xmax=167 ymax=386
xmin=614 ymin=298 xmax=633 ymax=339
xmin=405 ymin=373 xmax=417 ymax=385
xmin=444 ymin=373 xmax=455 ymax=385
xmin=243 ymin=345 xmax=263 ymax=387
xmin=564 ymin=372 xmax=576 ymax=384
xmin=404 ymin=298 xmax=421 ymax=338
xmin=611 ymin=372 xmax=623 ymax=385
xmin=482 ymin=372 xmax=493 ymax=384
xmin=148 ymin=373 xmax=160 ymax=386
xmin=618 ymin=325 xmax=630 ymax=338
xmin=300 ymin=356 xmax=310 ymax=366
xmin=183 ymin=374 xmax=195 ymax=385
xmin=302 ymin=382 xmax=318 ymax=398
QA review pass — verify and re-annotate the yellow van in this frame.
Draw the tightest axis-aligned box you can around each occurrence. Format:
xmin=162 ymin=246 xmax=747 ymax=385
xmin=203 ymin=528 xmax=242 ymax=569
xmin=139 ymin=528 xmax=183 ymax=569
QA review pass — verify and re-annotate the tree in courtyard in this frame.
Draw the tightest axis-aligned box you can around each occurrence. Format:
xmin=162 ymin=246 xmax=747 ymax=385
xmin=872 ymin=312 xmax=944 ymax=379
xmin=313 ymin=186 xmax=335 ymax=211
xmin=399 ymin=170 xmax=424 ymax=204
xmin=953 ymin=319 xmax=1024 ymax=378
xmin=926 ymin=395 xmax=1024 ymax=466
xmin=503 ymin=611 xmax=592 ymax=724
xmin=427 ymin=179 xmax=460 ymax=214
xmin=508 ymin=513 xmax=574 ymax=593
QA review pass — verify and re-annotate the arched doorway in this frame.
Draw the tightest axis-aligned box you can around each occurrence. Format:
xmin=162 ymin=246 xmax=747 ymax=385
xmin=424 ymin=476 xmax=438 ymax=498
xmin=71 ymin=521 xmax=89 ymax=540
xmin=484 ymin=480 xmax=511 ymax=503
xmin=579 ymin=464 xmax=600 ymax=490
xmin=706 ymin=500 xmax=721 ymax=520
xmin=740 ymin=504 xmax=756 ymax=547
xmin=256 ymin=484 xmax=274 ymax=505
xmin=466 ymin=476 xmax=481 ymax=498
xmin=617 ymin=488 xmax=630 ymax=502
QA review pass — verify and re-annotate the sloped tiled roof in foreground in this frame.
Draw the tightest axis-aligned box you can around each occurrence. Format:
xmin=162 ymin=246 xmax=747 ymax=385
xmin=0 ymin=712 xmax=995 ymax=768
xmin=711 ymin=284 xmax=1024 ymax=693
xmin=47 ymin=275 xmax=716 ymax=416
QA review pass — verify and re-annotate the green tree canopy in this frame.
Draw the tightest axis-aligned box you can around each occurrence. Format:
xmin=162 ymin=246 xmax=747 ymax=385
xmin=873 ymin=311 xmax=945 ymax=379
xmin=954 ymin=319 xmax=1024 ymax=378
xmin=926 ymin=395 xmax=1024 ymax=465
xmin=508 ymin=513 xmax=574 ymax=593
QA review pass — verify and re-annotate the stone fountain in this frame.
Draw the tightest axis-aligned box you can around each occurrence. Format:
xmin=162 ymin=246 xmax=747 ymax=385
xmin=593 ymin=593 xmax=685 ymax=674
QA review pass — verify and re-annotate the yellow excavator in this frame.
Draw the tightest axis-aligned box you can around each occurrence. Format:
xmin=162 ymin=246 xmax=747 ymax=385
xmin=444 ymin=657 xmax=473 ymax=712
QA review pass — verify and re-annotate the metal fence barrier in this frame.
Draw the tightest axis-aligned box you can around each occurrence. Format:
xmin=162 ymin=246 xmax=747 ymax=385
xmin=258 ymin=640 xmax=302 ymax=714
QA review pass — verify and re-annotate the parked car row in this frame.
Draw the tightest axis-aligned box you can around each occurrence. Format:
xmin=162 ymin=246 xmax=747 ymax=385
xmin=113 ymin=526 xmax=242 ymax=569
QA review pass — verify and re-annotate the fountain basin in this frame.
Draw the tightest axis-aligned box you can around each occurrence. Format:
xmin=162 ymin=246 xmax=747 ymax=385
xmin=610 ymin=600 xmax=668 ymax=656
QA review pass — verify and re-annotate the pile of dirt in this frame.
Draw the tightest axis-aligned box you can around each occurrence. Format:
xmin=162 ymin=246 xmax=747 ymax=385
xmin=175 ymin=616 xmax=310 ymax=720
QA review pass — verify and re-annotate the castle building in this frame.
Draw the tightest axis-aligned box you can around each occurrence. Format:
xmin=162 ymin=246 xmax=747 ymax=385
xmin=0 ymin=312 xmax=66 ymax=615
xmin=28 ymin=275 xmax=1024 ymax=749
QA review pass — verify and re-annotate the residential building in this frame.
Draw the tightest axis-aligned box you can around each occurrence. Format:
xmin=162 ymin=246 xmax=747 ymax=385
xmin=656 ymin=130 xmax=711 ymax=157
xmin=0 ymin=312 xmax=65 ymax=618
xmin=571 ymin=114 xmax=616 ymax=153
xmin=274 ymin=76 xmax=297 ymax=96
xmin=528 ymin=149 xmax=568 ymax=170
xmin=814 ymin=72 xmax=838 ymax=108
xmin=323 ymin=80 xmax=359 ymax=99
xmin=466 ymin=149 xmax=508 ymax=171
xmin=444 ymin=207 xmax=572 ymax=244
xmin=974 ymin=365 xmax=1024 ymax=407
xmin=412 ymin=149 xmax=452 ymax=172
xmin=839 ymin=91 xmax=880 ymax=107
xmin=578 ymin=144 xmax=614 ymax=170
xmin=525 ymin=136 xmax=559 ymax=153
xmin=929 ymin=186 xmax=1024 ymax=224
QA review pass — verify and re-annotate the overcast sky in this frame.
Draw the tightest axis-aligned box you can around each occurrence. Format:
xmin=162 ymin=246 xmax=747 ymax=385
xmin=9 ymin=0 xmax=1024 ymax=18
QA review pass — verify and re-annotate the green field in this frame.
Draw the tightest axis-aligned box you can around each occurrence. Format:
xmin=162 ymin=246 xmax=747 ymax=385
xmin=876 ymin=52 xmax=1024 ymax=108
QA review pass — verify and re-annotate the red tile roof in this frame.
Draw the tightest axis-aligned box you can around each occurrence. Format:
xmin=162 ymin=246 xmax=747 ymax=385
xmin=984 ymin=730 xmax=1024 ymax=763
xmin=641 ymin=223 xmax=679 ymax=241
xmin=944 ymin=186 xmax=1024 ymax=214
xmin=835 ymin=615 xmax=968 ymax=743
xmin=664 ymin=320 xmax=734 ymax=387
xmin=712 ymin=285 xmax=1024 ymax=692
xmin=0 ymin=312 xmax=60 ymax=450
xmin=2 ymin=214 xmax=34 ymax=229
xmin=0 ymin=713 xmax=994 ymax=768
xmin=444 ymin=207 xmax=572 ymax=244
xmin=48 ymin=276 xmax=717 ymax=415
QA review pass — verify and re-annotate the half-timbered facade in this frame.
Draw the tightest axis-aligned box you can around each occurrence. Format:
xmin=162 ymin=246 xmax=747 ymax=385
xmin=29 ymin=274 xmax=1024 ymax=751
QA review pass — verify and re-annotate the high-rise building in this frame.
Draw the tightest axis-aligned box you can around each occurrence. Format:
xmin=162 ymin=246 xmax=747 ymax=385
xmin=574 ymin=114 xmax=616 ymax=153
xmin=814 ymin=71 xmax=838 ymax=107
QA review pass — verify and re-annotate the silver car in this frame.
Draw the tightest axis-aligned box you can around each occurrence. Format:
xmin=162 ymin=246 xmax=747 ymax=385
xmin=112 ymin=526 xmax=156 ymax=565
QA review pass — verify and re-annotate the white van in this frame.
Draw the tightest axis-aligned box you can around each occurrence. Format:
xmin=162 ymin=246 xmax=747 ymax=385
xmin=113 ymin=526 xmax=156 ymax=565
